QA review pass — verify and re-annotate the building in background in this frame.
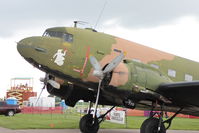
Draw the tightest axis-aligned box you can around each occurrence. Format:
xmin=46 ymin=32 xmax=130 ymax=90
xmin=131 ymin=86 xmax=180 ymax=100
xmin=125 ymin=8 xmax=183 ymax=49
xmin=29 ymin=97 xmax=55 ymax=107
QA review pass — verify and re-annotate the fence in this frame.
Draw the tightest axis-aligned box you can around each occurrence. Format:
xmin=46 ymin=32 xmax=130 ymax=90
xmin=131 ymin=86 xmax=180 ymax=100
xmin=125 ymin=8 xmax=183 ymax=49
xmin=115 ymin=107 xmax=199 ymax=119
xmin=22 ymin=106 xmax=64 ymax=114
xmin=21 ymin=106 xmax=199 ymax=119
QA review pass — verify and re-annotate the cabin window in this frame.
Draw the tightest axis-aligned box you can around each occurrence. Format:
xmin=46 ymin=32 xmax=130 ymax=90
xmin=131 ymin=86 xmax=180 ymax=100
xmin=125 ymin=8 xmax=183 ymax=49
xmin=185 ymin=74 xmax=193 ymax=81
xmin=150 ymin=64 xmax=159 ymax=69
xmin=43 ymin=31 xmax=73 ymax=43
xmin=168 ymin=69 xmax=176 ymax=77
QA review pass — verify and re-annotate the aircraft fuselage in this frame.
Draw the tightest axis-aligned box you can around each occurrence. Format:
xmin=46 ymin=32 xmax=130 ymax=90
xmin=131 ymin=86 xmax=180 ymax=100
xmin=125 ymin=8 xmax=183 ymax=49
xmin=17 ymin=27 xmax=199 ymax=108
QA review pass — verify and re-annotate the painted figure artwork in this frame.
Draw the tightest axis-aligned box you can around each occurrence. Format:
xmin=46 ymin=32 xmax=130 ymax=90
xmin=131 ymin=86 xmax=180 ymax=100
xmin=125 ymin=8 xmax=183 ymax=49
xmin=53 ymin=49 xmax=67 ymax=66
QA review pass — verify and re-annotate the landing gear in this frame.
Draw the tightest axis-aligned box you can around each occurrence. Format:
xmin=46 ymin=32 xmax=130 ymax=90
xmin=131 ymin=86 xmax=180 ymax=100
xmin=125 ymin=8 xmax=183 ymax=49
xmin=141 ymin=117 xmax=166 ymax=133
xmin=141 ymin=104 xmax=183 ymax=133
xmin=79 ymin=114 xmax=99 ymax=133
xmin=79 ymin=102 xmax=115 ymax=133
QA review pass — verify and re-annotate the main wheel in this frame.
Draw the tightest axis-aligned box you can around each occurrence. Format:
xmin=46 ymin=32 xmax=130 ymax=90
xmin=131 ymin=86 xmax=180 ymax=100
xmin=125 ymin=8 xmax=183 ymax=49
xmin=6 ymin=110 xmax=15 ymax=117
xmin=140 ymin=117 xmax=166 ymax=133
xmin=79 ymin=114 xmax=99 ymax=133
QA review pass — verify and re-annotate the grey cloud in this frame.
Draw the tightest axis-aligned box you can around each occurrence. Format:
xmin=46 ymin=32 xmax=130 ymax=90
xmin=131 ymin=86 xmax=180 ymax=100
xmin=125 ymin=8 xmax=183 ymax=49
xmin=103 ymin=0 xmax=199 ymax=28
xmin=0 ymin=0 xmax=199 ymax=37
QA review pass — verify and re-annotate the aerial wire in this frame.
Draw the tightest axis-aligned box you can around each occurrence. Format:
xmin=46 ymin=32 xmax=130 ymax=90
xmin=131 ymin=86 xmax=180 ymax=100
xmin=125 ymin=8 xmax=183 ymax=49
xmin=94 ymin=0 xmax=108 ymax=30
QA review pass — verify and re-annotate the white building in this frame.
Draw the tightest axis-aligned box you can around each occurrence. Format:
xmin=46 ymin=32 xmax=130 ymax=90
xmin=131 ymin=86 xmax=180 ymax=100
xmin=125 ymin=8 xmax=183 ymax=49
xmin=29 ymin=97 xmax=55 ymax=107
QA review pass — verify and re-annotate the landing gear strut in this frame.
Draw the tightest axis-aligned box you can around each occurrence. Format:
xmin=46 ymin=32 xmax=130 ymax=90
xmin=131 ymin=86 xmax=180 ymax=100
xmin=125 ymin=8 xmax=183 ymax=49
xmin=79 ymin=52 xmax=124 ymax=133
xmin=140 ymin=104 xmax=183 ymax=133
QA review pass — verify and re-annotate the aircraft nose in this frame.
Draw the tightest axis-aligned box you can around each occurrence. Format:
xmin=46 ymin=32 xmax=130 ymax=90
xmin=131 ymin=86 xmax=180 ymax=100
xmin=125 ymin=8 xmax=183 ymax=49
xmin=17 ymin=36 xmax=72 ymax=68
xmin=17 ymin=37 xmax=33 ymax=58
xmin=17 ymin=37 xmax=47 ymax=58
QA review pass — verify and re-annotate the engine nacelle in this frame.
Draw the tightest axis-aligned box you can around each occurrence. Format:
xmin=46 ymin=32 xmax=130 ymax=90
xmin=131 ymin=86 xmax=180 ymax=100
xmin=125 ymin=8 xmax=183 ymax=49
xmin=46 ymin=83 xmax=95 ymax=107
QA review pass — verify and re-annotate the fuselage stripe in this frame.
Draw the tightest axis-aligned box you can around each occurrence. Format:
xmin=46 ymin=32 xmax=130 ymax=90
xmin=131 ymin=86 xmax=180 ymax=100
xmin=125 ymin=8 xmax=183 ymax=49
xmin=80 ymin=46 xmax=90 ymax=76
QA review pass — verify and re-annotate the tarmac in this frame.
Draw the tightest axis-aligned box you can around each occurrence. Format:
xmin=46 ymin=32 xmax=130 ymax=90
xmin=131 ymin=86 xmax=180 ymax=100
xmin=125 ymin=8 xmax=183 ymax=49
xmin=1 ymin=127 xmax=199 ymax=133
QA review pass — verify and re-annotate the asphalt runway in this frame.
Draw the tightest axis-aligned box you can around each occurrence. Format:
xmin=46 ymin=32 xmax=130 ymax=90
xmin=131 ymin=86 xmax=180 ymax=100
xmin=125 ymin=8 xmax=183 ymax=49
xmin=1 ymin=127 xmax=199 ymax=133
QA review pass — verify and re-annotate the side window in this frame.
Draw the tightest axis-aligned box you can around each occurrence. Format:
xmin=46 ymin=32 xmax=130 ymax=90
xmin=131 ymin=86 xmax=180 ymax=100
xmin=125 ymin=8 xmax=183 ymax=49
xmin=168 ymin=69 xmax=176 ymax=77
xmin=132 ymin=59 xmax=141 ymax=63
xmin=150 ymin=64 xmax=159 ymax=69
xmin=185 ymin=74 xmax=193 ymax=81
xmin=63 ymin=33 xmax=73 ymax=43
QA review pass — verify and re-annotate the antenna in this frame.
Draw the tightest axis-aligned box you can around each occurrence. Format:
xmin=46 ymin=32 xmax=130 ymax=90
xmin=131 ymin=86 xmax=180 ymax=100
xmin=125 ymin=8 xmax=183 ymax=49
xmin=73 ymin=21 xmax=88 ymax=28
xmin=94 ymin=1 xmax=107 ymax=29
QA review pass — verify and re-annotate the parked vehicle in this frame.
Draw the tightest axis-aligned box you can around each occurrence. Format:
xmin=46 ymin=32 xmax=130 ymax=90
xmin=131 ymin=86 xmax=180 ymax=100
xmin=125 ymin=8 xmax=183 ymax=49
xmin=0 ymin=101 xmax=21 ymax=116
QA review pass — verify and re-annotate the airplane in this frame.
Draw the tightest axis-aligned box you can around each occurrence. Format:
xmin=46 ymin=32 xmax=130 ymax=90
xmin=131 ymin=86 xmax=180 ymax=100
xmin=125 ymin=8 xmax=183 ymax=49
xmin=17 ymin=23 xmax=199 ymax=133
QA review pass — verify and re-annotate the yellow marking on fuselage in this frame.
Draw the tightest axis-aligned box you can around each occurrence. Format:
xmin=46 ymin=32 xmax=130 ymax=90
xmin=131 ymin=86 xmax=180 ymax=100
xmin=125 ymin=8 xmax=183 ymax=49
xmin=63 ymin=42 xmax=71 ymax=47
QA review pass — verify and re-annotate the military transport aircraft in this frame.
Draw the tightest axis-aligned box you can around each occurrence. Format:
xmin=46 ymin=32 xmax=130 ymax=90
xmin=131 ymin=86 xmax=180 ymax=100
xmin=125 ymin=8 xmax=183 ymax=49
xmin=17 ymin=23 xmax=199 ymax=133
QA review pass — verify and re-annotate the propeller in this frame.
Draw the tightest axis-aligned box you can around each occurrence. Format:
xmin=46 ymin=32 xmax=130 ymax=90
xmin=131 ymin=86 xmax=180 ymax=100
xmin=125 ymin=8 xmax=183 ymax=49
xmin=48 ymin=80 xmax=60 ymax=89
xmin=89 ymin=52 xmax=125 ymax=80
xmin=35 ymin=74 xmax=49 ymax=106
xmin=89 ymin=52 xmax=125 ymax=118
xmin=35 ymin=74 xmax=61 ymax=106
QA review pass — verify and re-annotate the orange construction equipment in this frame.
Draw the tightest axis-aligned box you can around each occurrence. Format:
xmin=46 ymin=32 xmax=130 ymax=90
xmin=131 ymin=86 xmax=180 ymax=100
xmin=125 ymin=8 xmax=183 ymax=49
xmin=6 ymin=78 xmax=37 ymax=105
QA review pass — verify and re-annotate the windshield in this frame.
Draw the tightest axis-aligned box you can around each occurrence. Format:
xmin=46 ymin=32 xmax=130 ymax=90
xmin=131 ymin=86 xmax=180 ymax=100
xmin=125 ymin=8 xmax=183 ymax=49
xmin=43 ymin=31 xmax=73 ymax=43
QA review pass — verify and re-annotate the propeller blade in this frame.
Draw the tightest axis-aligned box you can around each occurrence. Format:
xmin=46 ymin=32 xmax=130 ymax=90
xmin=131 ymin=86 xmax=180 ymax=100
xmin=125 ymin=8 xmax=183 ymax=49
xmin=39 ymin=77 xmax=45 ymax=83
xmin=48 ymin=80 xmax=60 ymax=89
xmin=35 ymin=86 xmax=44 ymax=106
xmin=40 ymin=74 xmax=49 ymax=84
xmin=89 ymin=56 xmax=103 ymax=79
xmin=103 ymin=52 xmax=125 ymax=74
xmin=89 ymin=56 xmax=102 ymax=71
xmin=36 ymin=73 xmax=49 ymax=106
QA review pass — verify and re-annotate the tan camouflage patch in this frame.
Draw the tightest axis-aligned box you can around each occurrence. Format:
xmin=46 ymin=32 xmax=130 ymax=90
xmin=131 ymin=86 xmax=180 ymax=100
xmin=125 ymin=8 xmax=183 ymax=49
xmin=85 ymin=37 xmax=175 ymax=86
xmin=109 ymin=63 xmax=129 ymax=86
xmin=84 ymin=68 xmax=99 ymax=83
xmin=84 ymin=62 xmax=129 ymax=87
xmin=85 ymin=46 xmax=129 ymax=86
xmin=114 ymin=38 xmax=175 ymax=63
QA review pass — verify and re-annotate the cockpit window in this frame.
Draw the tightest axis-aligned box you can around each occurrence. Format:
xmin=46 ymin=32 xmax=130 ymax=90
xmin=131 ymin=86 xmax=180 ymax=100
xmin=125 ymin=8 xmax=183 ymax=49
xmin=63 ymin=33 xmax=73 ymax=42
xmin=43 ymin=31 xmax=73 ymax=43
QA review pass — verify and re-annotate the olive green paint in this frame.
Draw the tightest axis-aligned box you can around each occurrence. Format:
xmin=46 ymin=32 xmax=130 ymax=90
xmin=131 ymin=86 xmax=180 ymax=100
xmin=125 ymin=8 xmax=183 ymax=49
xmin=149 ymin=56 xmax=199 ymax=82
xmin=18 ymin=27 xmax=199 ymax=92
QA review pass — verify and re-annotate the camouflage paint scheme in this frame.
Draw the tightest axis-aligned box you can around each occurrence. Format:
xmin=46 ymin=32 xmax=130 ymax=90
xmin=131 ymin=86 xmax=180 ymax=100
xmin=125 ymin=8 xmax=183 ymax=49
xmin=43 ymin=27 xmax=199 ymax=90
xmin=17 ymin=27 xmax=199 ymax=116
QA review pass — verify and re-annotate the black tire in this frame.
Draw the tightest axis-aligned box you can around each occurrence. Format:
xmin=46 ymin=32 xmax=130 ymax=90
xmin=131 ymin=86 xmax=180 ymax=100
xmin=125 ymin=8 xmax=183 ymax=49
xmin=6 ymin=110 xmax=15 ymax=117
xmin=79 ymin=114 xmax=99 ymax=133
xmin=140 ymin=117 xmax=166 ymax=133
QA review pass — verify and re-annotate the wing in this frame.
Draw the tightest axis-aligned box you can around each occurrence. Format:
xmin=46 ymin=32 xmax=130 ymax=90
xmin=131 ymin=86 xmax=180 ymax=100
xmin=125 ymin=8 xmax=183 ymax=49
xmin=154 ymin=81 xmax=199 ymax=116
xmin=156 ymin=81 xmax=199 ymax=107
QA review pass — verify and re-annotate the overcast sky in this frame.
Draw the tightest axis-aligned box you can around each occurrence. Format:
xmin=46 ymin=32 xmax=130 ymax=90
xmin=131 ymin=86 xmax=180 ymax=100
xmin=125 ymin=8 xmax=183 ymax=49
xmin=1 ymin=0 xmax=199 ymax=98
